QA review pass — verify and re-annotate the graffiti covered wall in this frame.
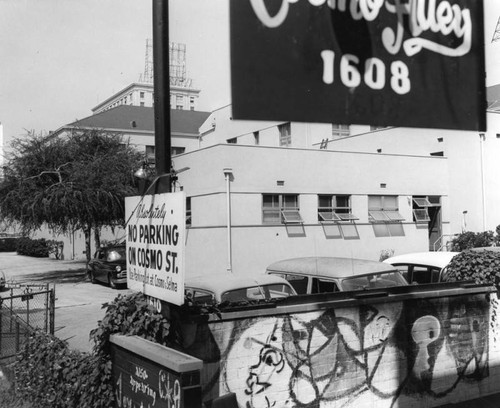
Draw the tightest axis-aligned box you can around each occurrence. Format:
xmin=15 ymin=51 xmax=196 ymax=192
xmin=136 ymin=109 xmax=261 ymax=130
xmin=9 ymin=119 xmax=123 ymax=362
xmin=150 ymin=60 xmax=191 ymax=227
xmin=182 ymin=289 xmax=500 ymax=408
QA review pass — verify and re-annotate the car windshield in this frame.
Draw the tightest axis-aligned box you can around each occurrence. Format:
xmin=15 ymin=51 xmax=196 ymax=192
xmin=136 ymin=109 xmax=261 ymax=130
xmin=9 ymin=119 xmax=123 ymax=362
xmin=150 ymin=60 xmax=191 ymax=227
xmin=107 ymin=248 xmax=126 ymax=262
xmin=221 ymin=283 xmax=295 ymax=303
xmin=340 ymin=272 xmax=407 ymax=291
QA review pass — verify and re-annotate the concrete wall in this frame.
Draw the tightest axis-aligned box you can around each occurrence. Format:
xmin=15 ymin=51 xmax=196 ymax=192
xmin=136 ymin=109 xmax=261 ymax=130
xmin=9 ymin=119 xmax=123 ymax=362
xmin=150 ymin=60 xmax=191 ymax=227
xmin=178 ymin=285 xmax=500 ymax=408
xmin=198 ymin=105 xmax=372 ymax=149
xmin=32 ymin=226 xmax=125 ymax=261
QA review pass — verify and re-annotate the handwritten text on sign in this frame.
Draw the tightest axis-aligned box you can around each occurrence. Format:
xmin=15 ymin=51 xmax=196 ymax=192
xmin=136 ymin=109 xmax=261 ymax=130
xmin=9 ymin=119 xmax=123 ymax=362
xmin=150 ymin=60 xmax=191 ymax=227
xmin=125 ymin=192 xmax=185 ymax=305
xmin=230 ymin=0 xmax=485 ymax=130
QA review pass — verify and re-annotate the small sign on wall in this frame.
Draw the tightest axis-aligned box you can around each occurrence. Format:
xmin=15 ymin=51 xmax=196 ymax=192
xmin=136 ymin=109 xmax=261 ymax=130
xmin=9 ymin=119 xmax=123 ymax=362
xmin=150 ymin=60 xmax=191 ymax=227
xmin=110 ymin=335 xmax=202 ymax=408
xmin=125 ymin=192 xmax=186 ymax=306
xmin=230 ymin=0 xmax=486 ymax=131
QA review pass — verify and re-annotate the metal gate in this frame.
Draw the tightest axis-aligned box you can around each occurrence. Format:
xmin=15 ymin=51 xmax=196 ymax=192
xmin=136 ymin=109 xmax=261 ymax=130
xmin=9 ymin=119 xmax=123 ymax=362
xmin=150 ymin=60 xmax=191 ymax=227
xmin=0 ymin=284 xmax=55 ymax=361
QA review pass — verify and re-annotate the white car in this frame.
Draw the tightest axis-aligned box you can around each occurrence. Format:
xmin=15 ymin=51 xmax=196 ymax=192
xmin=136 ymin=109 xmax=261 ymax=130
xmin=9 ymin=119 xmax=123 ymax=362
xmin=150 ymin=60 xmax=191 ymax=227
xmin=266 ymin=257 xmax=407 ymax=294
xmin=185 ymin=272 xmax=296 ymax=305
xmin=383 ymin=251 xmax=459 ymax=284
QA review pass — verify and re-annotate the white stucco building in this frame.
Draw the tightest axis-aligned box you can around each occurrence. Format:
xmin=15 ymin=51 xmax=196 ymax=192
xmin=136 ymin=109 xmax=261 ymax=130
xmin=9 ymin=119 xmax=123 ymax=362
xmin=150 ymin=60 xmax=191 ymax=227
xmin=35 ymin=91 xmax=500 ymax=273
xmin=173 ymin=143 xmax=449 ymax=276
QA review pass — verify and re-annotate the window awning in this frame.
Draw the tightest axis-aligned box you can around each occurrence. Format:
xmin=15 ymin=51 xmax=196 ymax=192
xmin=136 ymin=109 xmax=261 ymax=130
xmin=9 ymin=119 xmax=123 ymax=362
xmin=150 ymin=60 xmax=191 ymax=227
xmin=369 ymin=210 xmax=405 ymax=222
xmin=369 ymin=210 xmax=391 ymax=222
xmin=413 ymin=197 xmax=433 ymax=207
xmin=413 ymin=208 xmax=430 ymax=223
xmin=319 ymin=211 xmax=341 ymax=222
xmin=385 ymin=210 xmax=405 ymax=221
xmin=282 ymin=210 xmax=303 ymax=224
xmin=338 ymin=213 xmax=359 ymax=221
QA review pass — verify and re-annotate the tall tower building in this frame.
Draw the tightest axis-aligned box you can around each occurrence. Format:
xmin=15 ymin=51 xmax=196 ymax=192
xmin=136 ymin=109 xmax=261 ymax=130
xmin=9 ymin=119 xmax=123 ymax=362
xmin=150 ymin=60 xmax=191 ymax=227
xmin=92 ymin=40 xmax=200 ymax=114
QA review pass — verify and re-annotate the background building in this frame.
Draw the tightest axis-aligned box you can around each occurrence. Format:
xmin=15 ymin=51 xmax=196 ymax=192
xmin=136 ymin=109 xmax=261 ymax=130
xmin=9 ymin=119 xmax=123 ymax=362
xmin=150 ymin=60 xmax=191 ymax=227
xmin=92 ymin=42 xmax=200 ymax=114
xmin=51 ymin=105 xmax=210 ymax=160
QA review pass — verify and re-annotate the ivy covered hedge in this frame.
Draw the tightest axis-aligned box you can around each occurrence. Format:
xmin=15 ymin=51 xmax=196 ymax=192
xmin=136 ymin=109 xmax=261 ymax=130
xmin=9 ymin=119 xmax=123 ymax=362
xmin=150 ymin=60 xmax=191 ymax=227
xmin=0 ymin=237 xmax=18 ymax=252
xmin=443 ymin=249 xmax=500 ymax=289
xmin=7 ymin=292 xmax=175 ymax=408
xmin=16 ymin=237 xmax=49 ymax=257
xmin=449 ymin=226 xmax=500 ymax=251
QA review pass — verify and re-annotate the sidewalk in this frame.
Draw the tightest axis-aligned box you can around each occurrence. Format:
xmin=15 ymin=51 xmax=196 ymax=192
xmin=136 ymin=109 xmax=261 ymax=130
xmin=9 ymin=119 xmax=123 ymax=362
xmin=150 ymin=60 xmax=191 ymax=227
xmin=0 ymin=251 xmax=87 ymax=283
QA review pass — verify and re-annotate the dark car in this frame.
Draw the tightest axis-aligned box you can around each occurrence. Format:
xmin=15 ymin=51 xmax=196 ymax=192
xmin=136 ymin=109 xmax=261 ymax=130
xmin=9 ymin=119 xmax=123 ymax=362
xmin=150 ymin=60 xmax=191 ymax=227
xmin=88 ymin=245 xmax=127 ymax=289
xmin=0 ymin=269 xmax=5 ymax=291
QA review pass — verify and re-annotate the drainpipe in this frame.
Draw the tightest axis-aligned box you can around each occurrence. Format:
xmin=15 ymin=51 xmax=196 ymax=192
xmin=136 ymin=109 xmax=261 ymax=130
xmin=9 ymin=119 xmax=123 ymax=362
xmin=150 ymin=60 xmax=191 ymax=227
xmin=223 ymin=168 xmax=233 ymax=273
xmin=479 ymin=133 xmax=486 ymax=230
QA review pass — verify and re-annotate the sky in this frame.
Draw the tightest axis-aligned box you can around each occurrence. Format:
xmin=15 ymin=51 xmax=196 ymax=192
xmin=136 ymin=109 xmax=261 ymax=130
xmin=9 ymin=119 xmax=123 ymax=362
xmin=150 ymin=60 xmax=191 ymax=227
xmin=0 ymin=0 xmax=500 ymax=148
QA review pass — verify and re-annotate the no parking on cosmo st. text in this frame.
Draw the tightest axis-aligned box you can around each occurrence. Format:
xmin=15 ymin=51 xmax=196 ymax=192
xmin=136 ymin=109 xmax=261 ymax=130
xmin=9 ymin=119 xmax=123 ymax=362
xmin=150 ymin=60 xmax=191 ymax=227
xmin=125 ymin=192 xmax=185 ymax=306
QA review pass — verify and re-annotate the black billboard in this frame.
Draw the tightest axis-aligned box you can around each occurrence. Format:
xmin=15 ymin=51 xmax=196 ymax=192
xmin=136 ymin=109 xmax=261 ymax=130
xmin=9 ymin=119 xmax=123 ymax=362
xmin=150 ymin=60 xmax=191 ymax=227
xmin=230 ymin=0 xmax=486 ymax=131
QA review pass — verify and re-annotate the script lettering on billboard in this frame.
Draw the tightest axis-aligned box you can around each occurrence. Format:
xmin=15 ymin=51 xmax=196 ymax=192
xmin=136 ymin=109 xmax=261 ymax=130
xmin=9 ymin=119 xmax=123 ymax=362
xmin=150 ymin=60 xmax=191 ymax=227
xmin=230 ymin=0 xmax=485 ymax=130
xmin=125 ymin=192 xmax=185 ymax=306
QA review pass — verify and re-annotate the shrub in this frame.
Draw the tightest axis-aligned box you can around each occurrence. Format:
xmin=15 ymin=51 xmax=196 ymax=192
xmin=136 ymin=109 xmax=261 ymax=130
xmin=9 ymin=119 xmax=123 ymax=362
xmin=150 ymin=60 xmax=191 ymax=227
xmin=46 ymin=240 xmax=64 ymax=259
xmin=10 ymin=292 xmax=173 ymax=408
xmin=450 ymin=230 xmax=495 ymax=251
xmin=16 ymin=237 xmax=49 ymax=257
xmin=0 ymin=237 xmax=18 ymax=252
xmin=13 ymin=331 xmax=97 ymax=408
xmin=443 ymin=249 xmax=500 ymax=289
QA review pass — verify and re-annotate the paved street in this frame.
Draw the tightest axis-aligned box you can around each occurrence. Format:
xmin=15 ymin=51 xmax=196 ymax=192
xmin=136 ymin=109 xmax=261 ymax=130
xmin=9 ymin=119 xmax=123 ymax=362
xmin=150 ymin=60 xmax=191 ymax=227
xmin=0 ymin=251 xmax=133 ymax=353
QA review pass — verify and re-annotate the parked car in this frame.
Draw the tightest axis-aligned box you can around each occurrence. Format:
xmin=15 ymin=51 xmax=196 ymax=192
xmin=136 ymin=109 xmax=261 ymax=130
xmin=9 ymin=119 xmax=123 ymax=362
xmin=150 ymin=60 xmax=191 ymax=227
xmin=184 ymin=273 xmax=297 ymax=304
xmin=265 ymin=257 xmax=407 ymax=294
xmin=383 ymin=251 xmax=459 ymax=284
xmin=87 ymin=245 xmax=127 ymax=289
xmin=0 ymin=269 xmax=5 ymax=290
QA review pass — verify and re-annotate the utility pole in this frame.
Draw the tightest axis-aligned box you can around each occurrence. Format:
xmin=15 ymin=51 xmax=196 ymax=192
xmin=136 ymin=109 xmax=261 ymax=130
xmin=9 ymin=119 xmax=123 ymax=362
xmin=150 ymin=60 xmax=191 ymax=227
xmin=152 ymin=0 xmax=171 ymax=193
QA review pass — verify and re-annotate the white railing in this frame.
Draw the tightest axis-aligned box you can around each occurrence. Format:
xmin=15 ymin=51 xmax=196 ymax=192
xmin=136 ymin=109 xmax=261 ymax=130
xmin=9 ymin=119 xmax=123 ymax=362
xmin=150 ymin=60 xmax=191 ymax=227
xmin=432 ymin=234 xmax=458 ymax=251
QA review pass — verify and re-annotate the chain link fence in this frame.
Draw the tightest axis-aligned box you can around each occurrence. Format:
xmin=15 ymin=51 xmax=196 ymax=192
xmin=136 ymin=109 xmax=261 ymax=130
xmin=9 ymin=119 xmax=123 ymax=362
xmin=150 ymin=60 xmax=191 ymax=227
xmin=0 ymin=284 xmax=55 ymax=362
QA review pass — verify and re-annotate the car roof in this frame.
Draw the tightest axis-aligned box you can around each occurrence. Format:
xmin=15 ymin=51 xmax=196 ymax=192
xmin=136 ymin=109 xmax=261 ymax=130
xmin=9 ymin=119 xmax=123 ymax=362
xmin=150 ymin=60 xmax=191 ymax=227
xmin=185 ymin=273 xmax=294 ymax=297
xmin=266 ymin=257 xmax=397 ymax=279
xmin=383 ymin=252 xmax=459 ymax=269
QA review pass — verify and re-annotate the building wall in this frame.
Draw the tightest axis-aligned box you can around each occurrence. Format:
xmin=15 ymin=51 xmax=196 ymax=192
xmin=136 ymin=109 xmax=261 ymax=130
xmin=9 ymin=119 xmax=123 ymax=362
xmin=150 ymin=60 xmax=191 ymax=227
xmin=174 ymin=144 xmax=449 ymax=276
xmin=92 ymin=83 xmax=200 ymax=114
xmin=197 ymin=107 xmax=500 ymax=238
xmin=327 ymin=118 xmax=500 ymax=235
xmin=179 ymin=286 xmax=500 ymax=407
xmin=198 ymin=105 xmax=370 ymax=148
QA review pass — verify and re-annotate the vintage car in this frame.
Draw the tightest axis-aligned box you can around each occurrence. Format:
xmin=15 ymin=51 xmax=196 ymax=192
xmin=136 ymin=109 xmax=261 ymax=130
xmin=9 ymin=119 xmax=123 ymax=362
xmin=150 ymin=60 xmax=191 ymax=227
xmin=87 ymin=245 xmax=127 ymax=289
xmin=266 ymin=256 xmax=407 ymax=294
xmin=184 ymin=272 xmax=296 ymax=304
xmin=0 ymin=269 xmax=5 ymax=290
xmin=383 ymin=251 xmax=459 ymax=284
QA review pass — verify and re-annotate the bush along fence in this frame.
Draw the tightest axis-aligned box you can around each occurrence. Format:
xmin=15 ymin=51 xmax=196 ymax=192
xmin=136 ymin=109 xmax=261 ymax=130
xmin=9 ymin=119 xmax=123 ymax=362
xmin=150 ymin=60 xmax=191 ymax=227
xmin=0 ymin=285 xmax=55 ymax=362
xmin=16 ymin=237 xmax=49 ymax=258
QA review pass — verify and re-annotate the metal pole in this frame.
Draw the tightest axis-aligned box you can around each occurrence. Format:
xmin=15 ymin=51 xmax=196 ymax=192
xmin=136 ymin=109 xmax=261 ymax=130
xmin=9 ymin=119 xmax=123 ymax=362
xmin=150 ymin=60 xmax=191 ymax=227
xmin=479 ymin=133 xmax=486 ymax=230
xmin=223 ymin=169 xmax=233 ymax=273
xmin=153 ymin=0 xmax=171 ymax=193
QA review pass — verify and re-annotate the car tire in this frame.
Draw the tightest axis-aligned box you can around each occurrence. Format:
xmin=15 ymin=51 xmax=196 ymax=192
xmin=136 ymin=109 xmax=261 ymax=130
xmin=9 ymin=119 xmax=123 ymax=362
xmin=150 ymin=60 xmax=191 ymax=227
xmin=108 ymin=274 xmax=117 ymax=289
